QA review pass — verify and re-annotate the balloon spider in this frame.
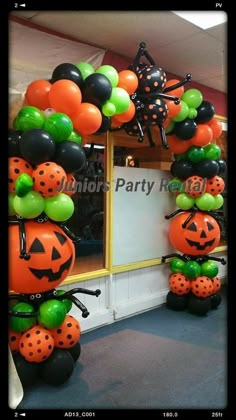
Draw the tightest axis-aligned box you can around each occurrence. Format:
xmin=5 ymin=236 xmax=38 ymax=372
xmin=165 ymin=205 xmax=225 ymax=228
xmin=8 ymin=213 xmax=80 ymax=261
xmin=9 ymin=287 xmax=101 ymax=319
xmin=161 ymin=252 xmax=226 ymax=265
xmin=111 ymin=42 xmax=192 ymax=149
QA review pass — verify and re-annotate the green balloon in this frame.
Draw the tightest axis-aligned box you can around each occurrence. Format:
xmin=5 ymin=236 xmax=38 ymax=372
xmin=169 ymin=258 xmax=186 ymax=273
xmin=96 ymin=65 xmax=119 ymax=88
xmin=188 ymin=107 xmax=198 ymax=119
xmin=16 ymin=106 xmax=46 ymax=131
xmin=200 ymin=261 xmax=218 ymax=278
xmin=165 ymin=120 xmax=175 ymax=134
xmin=181 ymin=89 xmax=203 ymax=109
xmin=167 ymin=179 xmax=181 ymax=193
xmin=10 ymin=302 xmax=37 ymax=332
xmin=56 ymin=290 xmax=73 ymax=313
xmin=176 ymin=193 xmax=195 ymax=210
xmin=44 ymin=113 xmax=73 ymax=142
xmin=195 ymin=193 xmax=215 ymax=211
xmin=187 ymin=146 xmax=205 ymax=162
xmin=44 ymin=193 xmax=74 ymax=221
xmin=102 ymin=101 xmax=116 ymax=117
xmin=13 ymin=190 xmax=45 ymax=218
xmin=9 ymin=193 xmax=16 ymax=216
xmin=75 ymin=61 xmax=94 ymax=80
xmin=67 ymin=130 xmax=82 ymax=145
xmin=183 ymin=261 xmax=201 ymax=279
xmin=13 ymin=117 xmax=19 ymax=129
xmin=110 ymin=87 xmax=130 ymax=114
xmin=212 ymin=194 xmax=224 ymax=210
xmin=37 ymin=299 xmax=66 ymax=329
xmin=172 ymin=100 xmax=189 ymax=122
xmin=203 ymin=144 xmax=221 ymax=160
xmin=15 ymin=173 xmax=34 ymax=197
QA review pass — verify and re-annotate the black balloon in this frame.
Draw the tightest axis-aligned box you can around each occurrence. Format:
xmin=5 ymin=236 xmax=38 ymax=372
xmin=39 ymin=348 xmax=75 ymax=386
xmin=68 ymin=341 xmax=81 ymax=362
xmin=195 ymin=101 xmax=215 ymax=123
xmin=124 ymin=117 xmax=146 ymax=137
xmin=194 ymin=159 xmax=219 ymax=178
xmin=170 ymin=160 xmax=193 ymax=179
xmin=211 ymin=292 xmax=222 ymax=309
xmin=8 ymin=129 xmax=22 ymax=157
xmin=13 ymin=353 xmax=39 ymax=388
xmin=174 ymin=119 xmax=197 ymax=140
xmin=138 ymin=65 xmax=166 ymax=94
xmin=55 ymin=141 xmax=87 ymax=173
xmin=166 ymin=291 xmax=189 ymax=311
xmin=51 ymin=63 xmax=83 ymax=88
xmin=140 ymin=99 xmax=168 ymax=126
xmin=20 ymin=129 xmax=56 ymax=165
xmin=217 ymin=159 xmax=227 ymax=175
xmin=94 ymin=116 xmax=111 ymax=135
xmin=82 ymin=73 xmax=112 ymax=107
xmin=188 ymin=295 xmax=211 ymax=316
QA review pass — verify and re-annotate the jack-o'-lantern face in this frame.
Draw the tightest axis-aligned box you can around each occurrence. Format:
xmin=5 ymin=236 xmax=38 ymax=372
xmin=9 ymin=221 xmax=75 ymax=294
xmin=168 ymin=212 xmax=220 ymax=255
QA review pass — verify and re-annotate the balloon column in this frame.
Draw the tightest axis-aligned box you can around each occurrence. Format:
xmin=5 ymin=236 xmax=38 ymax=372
xmin=8 ymin=59 xmax=137 ymax=387
xmin=161 ymin=89 xmax=227 ymax=316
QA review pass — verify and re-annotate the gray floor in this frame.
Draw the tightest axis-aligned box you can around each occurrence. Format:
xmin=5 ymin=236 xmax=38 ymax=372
xmin=18 ymin=289 xmax=227 ymax=410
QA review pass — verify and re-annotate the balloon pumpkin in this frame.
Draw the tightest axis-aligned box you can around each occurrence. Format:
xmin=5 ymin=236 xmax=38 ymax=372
xmin=168 ymin=212 xmax=221 ymax=255
xmin=9 ymin=220 xmax=75 ymax=294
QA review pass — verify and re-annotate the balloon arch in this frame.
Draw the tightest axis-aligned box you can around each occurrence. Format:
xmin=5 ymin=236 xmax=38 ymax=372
xmin=9 ymin=42 xmax=226 ymax=387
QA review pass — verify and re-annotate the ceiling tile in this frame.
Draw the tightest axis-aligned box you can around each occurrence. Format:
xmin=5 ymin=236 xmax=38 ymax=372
xmin=206 ymin=22 xmax=227 ymax=42
xmin=29 ymin=11 xmax=202 ymax=51
xmin=155 ymin=32 xmax=226 ymax=85
xmin=9 ymin=11 xmax=227 ymax=92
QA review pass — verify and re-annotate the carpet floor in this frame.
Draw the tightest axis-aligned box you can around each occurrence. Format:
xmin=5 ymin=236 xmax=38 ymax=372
xmin=18 ymin=290 xmax=227 ymax=410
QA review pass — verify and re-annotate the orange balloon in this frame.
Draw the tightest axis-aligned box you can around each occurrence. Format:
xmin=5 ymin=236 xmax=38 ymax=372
xmin=191 ymin=124 xmax=213 ymax=147
xmin=26 ymin=80 xmax=52 ymax=110
xmin=113 ymin=100 xmax=135 ymax=123
xmin=111 ymin=116 xmax=122 ymax=128
xmin=167 ymin=135 xmax=192 ymax=154
xmin=72 ymin=103 xmax=102 ymax=136
xmin=164 ymin=79 xmax=184 ymax=98
xmin=207 ymin=118 xmax=223 ymax=139
xmin=168 ymin=212 xmax=220 ymax=255
xmin=19 ymin=326 xmax=54 ymax=362
xmin=165 ymin=100 xmax=182 ymax=118
xmin=117 ymin=70 xmax=138 ymax=95
xmin=50 ymin=315 xmax=81 ymax=348
xmin=162 ymin=117 xmax=171 ymax=129
xmin=48 ymin=79 xmax=82 ymax=115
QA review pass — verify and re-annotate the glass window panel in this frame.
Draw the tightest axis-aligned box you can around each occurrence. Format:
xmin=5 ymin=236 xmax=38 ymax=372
xmin=67 ymin=140 xmax=107 ymax=276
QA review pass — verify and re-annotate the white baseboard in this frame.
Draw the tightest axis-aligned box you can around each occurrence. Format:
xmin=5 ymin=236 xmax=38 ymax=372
xmin=113 ymin=289 xmax=169 ymax=320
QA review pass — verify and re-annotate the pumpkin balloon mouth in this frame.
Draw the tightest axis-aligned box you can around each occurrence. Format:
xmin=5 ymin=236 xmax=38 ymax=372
xmin=186 ymin=238 xmax=215 ymax=251
xmin=29 ymin=255 xmax=73 ymax=282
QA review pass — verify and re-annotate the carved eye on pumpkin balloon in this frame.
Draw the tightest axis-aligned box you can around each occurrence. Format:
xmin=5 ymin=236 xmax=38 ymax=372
xmin=168 ymin=212 xmax=220 ymax=255
xmin=9 ymin=220 xmax=75 ymax=294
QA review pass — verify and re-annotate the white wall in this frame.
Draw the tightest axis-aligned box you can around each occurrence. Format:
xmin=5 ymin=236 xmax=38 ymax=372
xmin=61 ymin=251 xmax=227 ymax=333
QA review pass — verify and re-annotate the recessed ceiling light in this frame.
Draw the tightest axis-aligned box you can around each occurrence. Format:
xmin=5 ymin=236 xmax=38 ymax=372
xmin=172 ymin=11 xmax=227 ymax=30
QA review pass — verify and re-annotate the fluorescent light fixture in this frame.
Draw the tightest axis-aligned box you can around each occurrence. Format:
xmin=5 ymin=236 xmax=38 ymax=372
xmin=172 ymin=11 xmax=227 ymax=29
xmin=84 ymin=144 xmax=105 ymax=149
